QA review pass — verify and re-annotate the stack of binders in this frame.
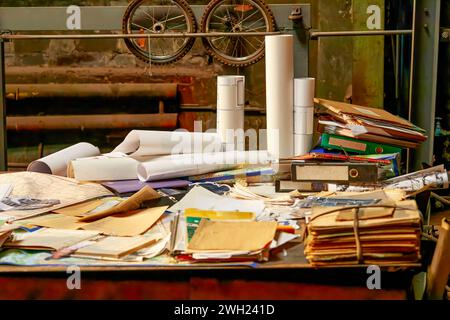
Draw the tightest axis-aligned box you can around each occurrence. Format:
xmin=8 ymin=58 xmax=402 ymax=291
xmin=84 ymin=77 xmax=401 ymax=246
xmin=304 ymin=199 xmax=423 ymax=267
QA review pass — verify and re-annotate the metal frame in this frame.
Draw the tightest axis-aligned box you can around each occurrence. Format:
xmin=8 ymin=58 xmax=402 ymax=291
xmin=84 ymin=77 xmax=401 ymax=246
xmin=410 ymin=0 xmax=442 ymax=170
xmin=0 ymin=5 xmax=311 ymax=171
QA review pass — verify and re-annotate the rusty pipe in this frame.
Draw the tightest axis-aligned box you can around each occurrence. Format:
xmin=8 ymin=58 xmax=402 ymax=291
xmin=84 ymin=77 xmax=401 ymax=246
xmin=7 ymin=114 xmax=178 ymax=131
xmin=5 ymin=83 xmax=178 ymax=100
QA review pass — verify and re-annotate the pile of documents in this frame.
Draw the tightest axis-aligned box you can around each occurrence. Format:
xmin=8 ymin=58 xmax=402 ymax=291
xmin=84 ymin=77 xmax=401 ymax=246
xmin=275 ymin=98 xmax=437 ymax=193
xmin=315 ymin=98 xmax=427 ymax=152
xmin=304 ymin=191 xmax=423 ymax=267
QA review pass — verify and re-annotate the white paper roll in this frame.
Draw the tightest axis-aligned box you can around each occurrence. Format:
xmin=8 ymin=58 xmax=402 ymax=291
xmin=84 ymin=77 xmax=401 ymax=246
xmin=27 ymin=142 xmax=100 ymax=176
xmin=265 ymin=35 xmax=294 ymax=159
xmin=217 ymin=76 xmax=245 ymax=110
xmin=294 ymin=134 xmax=313 ymax=156
xmin=113 ymin=130 xmax=223 ymax=157
xmin=68 ymin=156 xmax=139 ymax=181
xmin=217 ymin=75 xmax=245 ymax=147
xmin=294 ymin=78 xmax=316 ymax=107
xmin=137 ymin=151 xmax=272 ymax=182
xmin=294 ymin=106 xmax=314 ymax=135
xmin=217 ymin=109 xmax=245 ymax=148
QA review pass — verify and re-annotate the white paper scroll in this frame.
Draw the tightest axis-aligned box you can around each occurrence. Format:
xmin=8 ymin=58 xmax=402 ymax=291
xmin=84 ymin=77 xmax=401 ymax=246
xmin=68 ymin=156 xmax=139 ymax=181
xmin=112 ymin=130 xmax=223 ymax=157
xmin=265 ymin=35 xmax=294 ymax=159
xmin=137 ymin=151 xmax=273 ymax=182
xmin=217 ymin=76 xmax=245 ymax=148
xmin=27 ymin=142 xmax=100 ymax=177
xmin=294 ymin=78 xmax=315 ymax=156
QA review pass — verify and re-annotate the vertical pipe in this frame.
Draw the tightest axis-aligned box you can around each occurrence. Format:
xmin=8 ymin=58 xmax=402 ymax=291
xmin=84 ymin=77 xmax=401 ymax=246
xmin=0 ymin=40 xmax=7 ymax=171
xmin=406 ymin=0 xmax=417 ymax=173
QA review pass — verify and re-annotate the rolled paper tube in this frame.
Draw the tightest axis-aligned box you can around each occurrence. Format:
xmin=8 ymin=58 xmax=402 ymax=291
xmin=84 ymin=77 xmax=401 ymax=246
xmin=265 ymin=35 xmax=294 ymax=159
xmin=294 ymin=134 xmax=313 ymax=157
xmin=294 ymin=78 xmax=316 ymax=107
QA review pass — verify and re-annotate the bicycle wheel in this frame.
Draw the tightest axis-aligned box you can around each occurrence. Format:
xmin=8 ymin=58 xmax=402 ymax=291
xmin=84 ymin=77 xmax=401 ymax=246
xmin=122 ymin=0 xmax=197 ymax=65
xmin=201 ymin=0 xmax=275 ymax=67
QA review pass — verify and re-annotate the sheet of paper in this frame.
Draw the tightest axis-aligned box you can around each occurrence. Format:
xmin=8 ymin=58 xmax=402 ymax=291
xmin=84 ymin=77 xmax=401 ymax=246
xmin=0 ymin=172 xmax=113 ymax=221
xmin=270 ymin=232 xmax=300 ymax=249
xmin=134 ymin=234 xmax=170 ymax=259
xmin=78 ymin=186 xmax=161 ymax=222
xmin=4 ymin=228 xmax=100 ymax=251
xmin=0 ymin=184 xmax=13 ymax=200
xmin=27 ymin=142 xmax=100 ymax=176
xmin=188 ymin=220 xmax=277 ymax=252
xmin=68 ymin=155 xmax=139 ymax=181
xmin=82 ymin=206 xmax=168 ymax=236
xmin=113 ymin=130 xmax=223 ymax=157
xmin=168 ymin=186 xmax=265 ymax=215
xmin=74 ymin=235 xmax=160 ymax=259
xmin=20 ymin=213 xmax=87 ymax=230
xmin=52 ymin=198 xmax=113 ymax=217
xmin=101 ymin=179 xmax=190 ymax=194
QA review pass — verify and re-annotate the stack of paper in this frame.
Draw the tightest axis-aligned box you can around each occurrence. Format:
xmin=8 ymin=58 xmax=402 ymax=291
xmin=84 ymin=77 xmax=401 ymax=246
xmin=184 ymin=220 xmax=278 ymax=262
xmin=315 ymin=98 xmax=427 ymax=151
xmin=304 ymin=200 xmax=422 ymax=266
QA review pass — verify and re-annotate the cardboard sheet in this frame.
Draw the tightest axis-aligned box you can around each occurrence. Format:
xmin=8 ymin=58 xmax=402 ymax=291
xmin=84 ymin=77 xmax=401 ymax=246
xmin=21 ymin=213 xmax=87 ymax=230
xmin=188 ymin=220 xmax=277 ymax=252
xmin=82 ymin=206 xmax=168 ymax=236
xmin=78 ymin=186 xmax=161 ymax=222
xmin=4 ymin=228 xmax=100 ymax=251
xmin=74 ymin=235 xmax=160 ymax=259
xmin=52 ymin=198 xmax=112 ymax=217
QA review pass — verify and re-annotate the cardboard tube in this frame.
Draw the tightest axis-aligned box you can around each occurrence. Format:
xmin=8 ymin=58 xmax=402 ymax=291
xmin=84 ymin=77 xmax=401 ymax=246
xmin=294 ymin=78 xmax=316 ymax=107
xmin=217 ymin=76 xmax=245 ymax=147
xmin=294 ymin=134 xmax=313 ymax=156
xmin=294 ymin=106 xmax=314 ymax=135
xmin=265 ymin=35 xmax=294 ymax=159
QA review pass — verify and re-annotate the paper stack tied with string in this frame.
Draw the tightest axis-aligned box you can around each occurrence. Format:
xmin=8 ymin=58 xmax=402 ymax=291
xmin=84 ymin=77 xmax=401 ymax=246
xmin=304 ymin=197 xmax=423 ymax=267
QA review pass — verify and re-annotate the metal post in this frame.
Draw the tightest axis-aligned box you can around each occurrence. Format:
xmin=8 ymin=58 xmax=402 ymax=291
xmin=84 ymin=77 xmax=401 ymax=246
xmin=0 ymin=39 xmax=7 ymax=171
xmin=410 ymin=0 xmax=441 ymax=170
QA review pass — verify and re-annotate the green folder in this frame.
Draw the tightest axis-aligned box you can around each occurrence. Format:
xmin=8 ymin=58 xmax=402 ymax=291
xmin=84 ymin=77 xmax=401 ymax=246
xmin=320 ymin=134 xmax=402 ymax=155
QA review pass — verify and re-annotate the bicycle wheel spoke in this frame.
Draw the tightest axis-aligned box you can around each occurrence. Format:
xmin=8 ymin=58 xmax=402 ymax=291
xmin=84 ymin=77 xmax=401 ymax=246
xmin=131 ymin=22 xmax=153 ymax=33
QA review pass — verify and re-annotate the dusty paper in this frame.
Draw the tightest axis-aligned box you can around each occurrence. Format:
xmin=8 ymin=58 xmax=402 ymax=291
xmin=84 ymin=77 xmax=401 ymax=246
xmin=27 ymin=142 xmax=100 ymax=176
xmin=78 ymin=186 xmax=161 ymax=222
xmin=19 ymin=213 xmax=87 ymax=230
xmin=82 ymin=206 xmax=168 ymax=236
xmin=0 ymin=172 xmax=113 ymax=221
xmin=74 ymin=235 xmax=160 ymax=259
xmin=52 ymin=198 xmax=112 ymax=217
xmin=4 ymin=228 xmax=100 ymax=251
xmin=188 ymin=220 xmax=278 ymax=252
xmin=68 ymin=155 xmax=139 ymax=181
xmin=113 ymin=130 xmax=223 ymax=157
xmin=168 ymin=186 xmax=265 ymax=215
xmin=138 ymin=151 xmax=272 ymax=182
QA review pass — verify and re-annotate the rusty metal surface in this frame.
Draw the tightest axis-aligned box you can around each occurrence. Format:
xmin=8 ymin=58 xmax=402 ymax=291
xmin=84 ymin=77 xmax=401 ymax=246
xmin=7 ymin=113 xmax=178 ymax=131
xmin=6 ymin=83 xmax=178 ymax=100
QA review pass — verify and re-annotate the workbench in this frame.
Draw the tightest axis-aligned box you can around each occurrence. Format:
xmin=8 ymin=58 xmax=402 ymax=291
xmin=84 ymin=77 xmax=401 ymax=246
xmin=0 ymin=241 xmax=422 ymax=300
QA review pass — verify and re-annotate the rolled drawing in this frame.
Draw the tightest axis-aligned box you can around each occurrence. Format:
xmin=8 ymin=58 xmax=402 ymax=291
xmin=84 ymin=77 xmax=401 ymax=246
xmin=27 ymin=142 xmax=100 ymax=176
